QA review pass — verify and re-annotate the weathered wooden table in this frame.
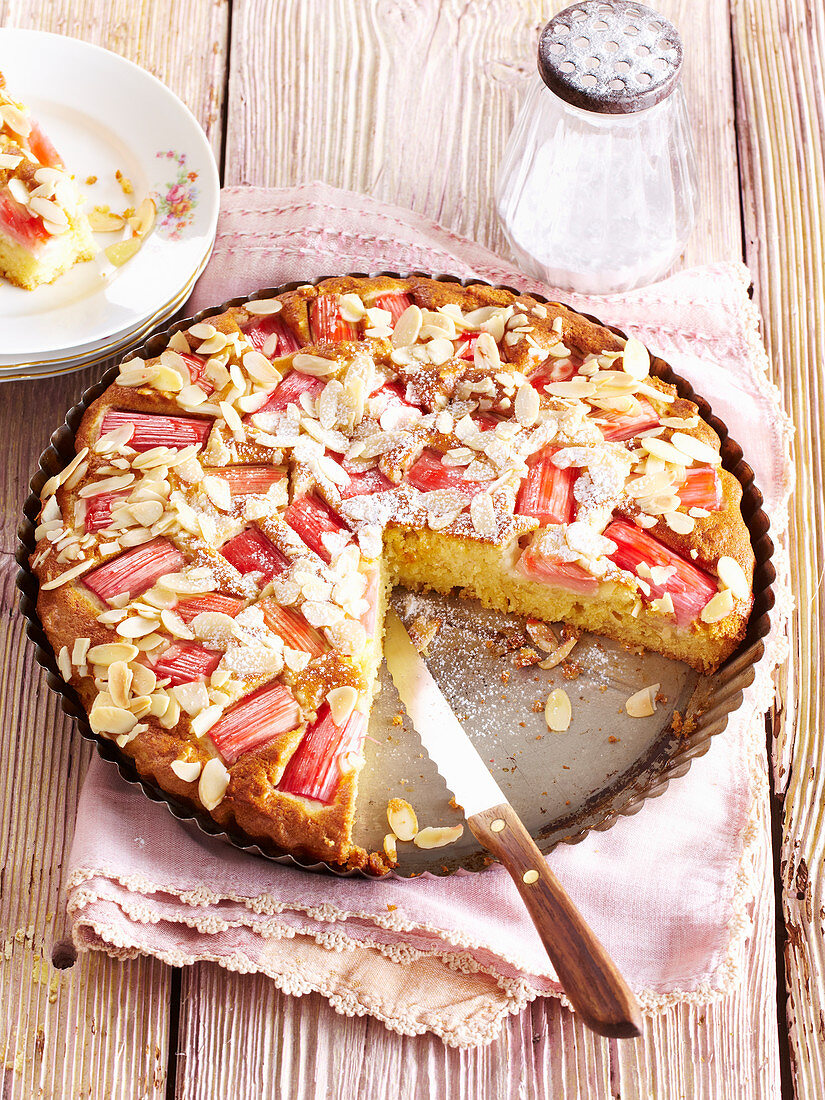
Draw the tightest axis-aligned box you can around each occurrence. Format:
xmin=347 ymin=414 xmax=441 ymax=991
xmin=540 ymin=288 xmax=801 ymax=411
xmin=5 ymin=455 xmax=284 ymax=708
xmin=0 ymin=1 xmax=819 ymax=1096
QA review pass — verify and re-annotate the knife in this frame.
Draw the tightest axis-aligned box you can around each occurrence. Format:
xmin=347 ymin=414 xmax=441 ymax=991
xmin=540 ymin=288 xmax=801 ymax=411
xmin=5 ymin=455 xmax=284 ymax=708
xmin=384 ymin=609 xmax=642 ymax=1040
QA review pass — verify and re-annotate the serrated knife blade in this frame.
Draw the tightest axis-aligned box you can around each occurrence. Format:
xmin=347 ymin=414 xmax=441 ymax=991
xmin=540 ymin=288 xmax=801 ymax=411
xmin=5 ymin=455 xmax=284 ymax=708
xmin=383 ymin=608 xmax=505 ymax=817
xmin=383 ymin=608 xmax=642 ymax=1041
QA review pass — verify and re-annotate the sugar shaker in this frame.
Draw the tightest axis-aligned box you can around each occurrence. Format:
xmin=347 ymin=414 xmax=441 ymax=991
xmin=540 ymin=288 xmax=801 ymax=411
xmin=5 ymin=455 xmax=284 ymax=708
xmin=496 ymin=0 xmax=699 ymax=294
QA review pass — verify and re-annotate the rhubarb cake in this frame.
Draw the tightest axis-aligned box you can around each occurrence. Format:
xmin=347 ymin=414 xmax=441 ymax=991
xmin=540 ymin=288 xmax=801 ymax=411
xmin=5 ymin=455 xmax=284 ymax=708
xmin=0 ymin=72 xmax=95 ymax=289
xmin=30 ymin=275 xmax=755 ymax=870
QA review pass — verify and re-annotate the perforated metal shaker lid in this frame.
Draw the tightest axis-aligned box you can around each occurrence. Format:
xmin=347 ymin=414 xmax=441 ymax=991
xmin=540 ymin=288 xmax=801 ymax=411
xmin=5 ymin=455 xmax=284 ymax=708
xmin=538 ymin=1 xmax=683 ymax=114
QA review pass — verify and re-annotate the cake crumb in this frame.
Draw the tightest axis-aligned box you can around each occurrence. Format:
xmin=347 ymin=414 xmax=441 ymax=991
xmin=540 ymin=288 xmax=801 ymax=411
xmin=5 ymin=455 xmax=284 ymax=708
xmin=671 ymin=710 xmax=697 ymax=737
xmin=408 ymin=614 xmax=441 ymax=654
xmin=561 ymin=661 xmax=582 ymax=680
xmin=85 ymin=174 xmax=97 ymax=185
xmin=608 ymin=735 xmax=620 ymax=743
xmin=115 ymin=169 xmax=134 ymax=194
xmin=514 ymin=646 xmax=541 ymax=667
xmin=392 ymin=713 xmax=403 ymax=726
xmin=387 ymin=904 xmax=397 ymax=911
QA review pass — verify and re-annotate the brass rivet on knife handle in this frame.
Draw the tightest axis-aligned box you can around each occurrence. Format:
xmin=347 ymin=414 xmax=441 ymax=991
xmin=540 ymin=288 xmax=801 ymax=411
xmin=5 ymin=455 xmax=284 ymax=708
xmin=468 ymin=802 xmax=643 ymax=1040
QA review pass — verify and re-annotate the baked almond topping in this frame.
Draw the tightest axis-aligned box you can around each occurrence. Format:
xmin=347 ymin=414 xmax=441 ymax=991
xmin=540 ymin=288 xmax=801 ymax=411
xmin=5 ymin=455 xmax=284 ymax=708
xmin=387 ymin=798 xmax=418 ymax=842
xmin=413 ymin=825 xmax=465 ymax=849
xmin=625 ymin=684 xmax=660 ymax=718
xmin=31 ymin=276 xmax=755 ymax=868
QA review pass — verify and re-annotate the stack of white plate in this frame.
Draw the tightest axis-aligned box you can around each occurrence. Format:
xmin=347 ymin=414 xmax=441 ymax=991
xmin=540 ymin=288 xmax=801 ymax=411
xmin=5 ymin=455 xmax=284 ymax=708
xmin=0 ymin=30 xmax=220 ymax=381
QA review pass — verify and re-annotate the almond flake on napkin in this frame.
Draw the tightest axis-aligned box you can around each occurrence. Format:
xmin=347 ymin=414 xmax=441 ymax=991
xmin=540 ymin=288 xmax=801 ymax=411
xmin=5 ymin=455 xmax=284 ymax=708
xmin=64 ymin=183 xmax=793 ymax=1048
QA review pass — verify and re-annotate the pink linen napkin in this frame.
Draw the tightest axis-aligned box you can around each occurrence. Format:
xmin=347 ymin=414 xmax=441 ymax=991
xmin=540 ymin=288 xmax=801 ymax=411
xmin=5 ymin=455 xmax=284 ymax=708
xmin=65 ymin=183 xmax=793 ymax=1048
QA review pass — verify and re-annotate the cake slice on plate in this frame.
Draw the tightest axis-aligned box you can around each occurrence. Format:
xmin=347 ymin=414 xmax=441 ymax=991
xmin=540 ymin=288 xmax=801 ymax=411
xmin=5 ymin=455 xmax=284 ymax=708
xmin=0 ymin=71 xmax=95 ymax=290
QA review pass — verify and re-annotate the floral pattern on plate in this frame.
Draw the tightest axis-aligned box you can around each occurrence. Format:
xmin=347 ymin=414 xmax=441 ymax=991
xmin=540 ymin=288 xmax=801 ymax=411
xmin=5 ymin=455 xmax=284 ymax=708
xmin=154 ymin=150 xmax=199 ymax=239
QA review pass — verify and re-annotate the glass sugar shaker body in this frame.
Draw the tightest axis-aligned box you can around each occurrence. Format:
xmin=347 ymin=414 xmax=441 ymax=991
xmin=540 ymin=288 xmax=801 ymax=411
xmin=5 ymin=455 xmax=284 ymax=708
xmin=496 ymin=0 xmax=699 ymax=295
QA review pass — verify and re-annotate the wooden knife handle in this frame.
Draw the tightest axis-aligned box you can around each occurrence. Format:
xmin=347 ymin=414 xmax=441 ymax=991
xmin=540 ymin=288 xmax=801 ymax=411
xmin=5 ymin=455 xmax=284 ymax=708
xmin=468 ymin=802 xmax=642 ymax=1039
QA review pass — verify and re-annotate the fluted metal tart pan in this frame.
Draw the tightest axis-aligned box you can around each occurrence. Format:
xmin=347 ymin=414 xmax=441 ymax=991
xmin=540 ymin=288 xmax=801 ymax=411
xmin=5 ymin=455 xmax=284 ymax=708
xmin=16 ymin=273 xmax=775 ymax=878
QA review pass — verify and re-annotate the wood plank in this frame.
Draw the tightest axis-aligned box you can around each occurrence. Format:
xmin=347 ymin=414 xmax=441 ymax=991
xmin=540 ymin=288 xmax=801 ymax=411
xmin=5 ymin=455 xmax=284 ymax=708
xmin=0 ymin=3 xmax=230 ymax=1097
xmin=733 ymin=0 xmax=825 ymax=1095
xmin=177 ymin=962 xmax=613 ymax=1100
xmin=174 ymin=2 xmax=780 ymax=1097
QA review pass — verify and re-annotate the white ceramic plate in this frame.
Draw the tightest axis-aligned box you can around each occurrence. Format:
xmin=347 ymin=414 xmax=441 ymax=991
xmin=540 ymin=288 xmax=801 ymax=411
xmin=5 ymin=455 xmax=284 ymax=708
xmin=0 ymin=29 xmax=219 ymax=359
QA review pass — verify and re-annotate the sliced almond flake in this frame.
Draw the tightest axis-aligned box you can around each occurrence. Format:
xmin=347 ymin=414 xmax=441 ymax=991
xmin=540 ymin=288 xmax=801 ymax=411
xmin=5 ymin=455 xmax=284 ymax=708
xmin=514 ymin=382 xmax=540 ymax=427
xmin=108 ymin=661 xmax=133 ymax=709
xmin=387 ymin=798 xmax=418 ymax=841
xmin=414 ymin=825 xmax=464 ymax=849
xmin=538 ymin=635 xmax=579 ymax=670
xmin=383 ymin=833 xmax=398 ymax=861
xmin=57 ymin=646 xmax=72 ymax=682
xmin=130 ymin=196 xmax=156 ymax=238
xmin=116 ymin=616 xmax=160 ymax=640
xmin=203 ymin=474 xmax=232 ymax=512
xmin=199 ymin=757 xmax=230 ymax=810
xmin=625 ymin=684 xmax=659 ymax=718
xmin=660 ymin=415 xmax=700 ymax=429
xmin=664 ymin=510 xmax=695 ymax=535
xmin=151 ymin=364 xmax=185 ymax=393
xmin=293 ymin=353 xmax=337 ymax=378
xmin=626 ymin=472 xmax=676 ymax=499
xmin=197 ymin=333 xmax=229 ymax=357
xmin=635 ymin=382 xmax=675 ymax=404
xmin=120 ymin=528 xmax=155 ymax=548
xmin=669 ymin=432 xmax=722 ymax=466
xmin=243 ymin=349 xmax=281 ymax=384
xmin=30 ymin=195 xmax=68 ymax=226
xmin=159 ymin=608 xmax=195 ymax=640
xmin=157 ymin=694 xmax=180 ymax=729
xmin=130 ymin=664 xmax=157 ymax=696
xmin=427 ymin=337 xmax=454 ymax=365
xmin=191 ymin=704 xmax=224 ymax=738
xmin=90 ymin=704 xmax=137 ymax=736
xmin=35 ymin=518 xmax=63 ymax=540
xmin=72 ymin=638 xmax=91 ymax=668
xmin=77 ymin=473 xmax=135 ymax=499
xmin=326 ymin=685 xmax=358 ymax=727
xmin=651 ymin=593 xmax=675 ymax=616
xmin=717 ymin=556 xmax=750 ymax=600
xmin=544 ymin=689 xmax=572 ymax=732
xmin=543 ymin=340 xmax=572 ymax=359
xmin=245 ymin=298 xmax=283 ymax=316
xmin=688 ymin=506 xmax=710 ymax=518
xmin=178 ymin=382 xmax=210 ymax=409
xmin=469 ymin=492 xmax=496 ymax=538
xmin=115 ymin=362 xmax=157 ymax=389
xmin=525 ymin=620 xmax=558 ymax=652
xmin=473 ymin=331 xmax=501 ymax=372
xmin=545 ymin=379 xmax=597 ymax=399
xmin=390 ymin=304 xmax=422 ymax=348
xmin=41 ymin=448 xmax=90 ymax=499
xmin=170 ymin=680 xmax=210 ymax=717
xmin=0 ymin=102 xmax=30 ymax=136
xmin=621 ymin=336 xmax=650 ymax=380
xmin=171 ymin=759 xmax=202 ymax=782
xmin=188 ymin=322 xmax=216 ymax=341
xmin=40 ymin=559 xmax=94 ymax=590
xmin=318 ymin=454 xmax=350 ymax=487
xmin=219 ymin=400 xmax=245 ymax=442
xmin=640 ymin=436 xmax=692 ymax=466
